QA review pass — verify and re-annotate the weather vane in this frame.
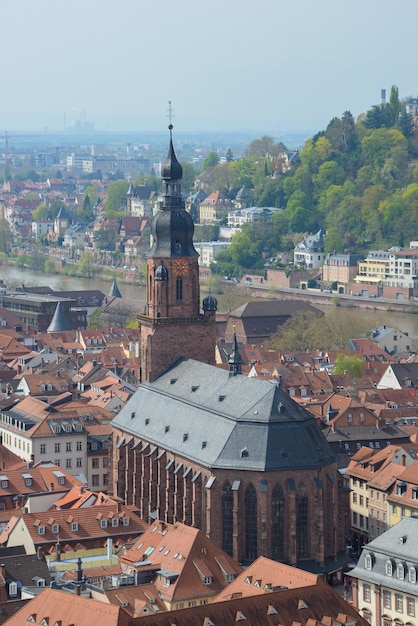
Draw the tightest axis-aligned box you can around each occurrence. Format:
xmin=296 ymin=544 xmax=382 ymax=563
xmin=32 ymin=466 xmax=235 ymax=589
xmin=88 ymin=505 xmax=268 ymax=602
xmin=167 ymin=101 xmax=174 ymax=130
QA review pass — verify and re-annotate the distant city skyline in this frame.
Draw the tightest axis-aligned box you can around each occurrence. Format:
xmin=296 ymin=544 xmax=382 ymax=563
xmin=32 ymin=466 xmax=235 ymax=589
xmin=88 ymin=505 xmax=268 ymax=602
xmin=2 ymin=0 xmax=418 ymax=136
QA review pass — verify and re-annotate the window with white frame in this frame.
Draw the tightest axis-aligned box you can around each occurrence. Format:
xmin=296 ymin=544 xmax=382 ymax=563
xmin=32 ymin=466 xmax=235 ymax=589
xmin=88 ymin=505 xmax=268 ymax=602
xmin=8 ymin=581 xmax=17 ymax=596
xmin=409 ymin=566 xmax=417 ymax=583
xmin=384 ymin=590 xmax=391 ymax=609
xmin=397 ymin=563 xmax=405 ymax=579
xmin=395 ymin=593 xmax=403 ymax=612
xmin=111 ymin=518 xmax=118 ymax=527
xmin=71 ymin=522 xmax=78 ymax=532
xmin=100 ymin=519 xmax=107 ymax=528
xmin=365 ymin=553 xmax=373 ymax=570
xmin=363 ymin=584 xmax=371 ymax=602
xmin=386 ymin=560 xmax=394 ymax=576
xmin=407 ymin=597 xmax=415 ymax=617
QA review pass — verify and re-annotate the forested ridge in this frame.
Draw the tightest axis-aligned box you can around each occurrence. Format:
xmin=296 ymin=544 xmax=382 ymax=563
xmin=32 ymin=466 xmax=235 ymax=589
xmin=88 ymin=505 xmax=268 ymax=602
xmin=207 ymin=86 xmax=418 ymax=275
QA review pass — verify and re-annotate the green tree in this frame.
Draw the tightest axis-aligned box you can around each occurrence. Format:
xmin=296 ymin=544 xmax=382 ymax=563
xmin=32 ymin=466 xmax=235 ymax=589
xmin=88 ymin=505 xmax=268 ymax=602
xmin=269 ymin=311 xmax=323 ymax=350
xmin=32 ymin=203 xmax=58 ymax=222
xmin=245 ymin=136 xmax=286 ymax=158
xmin=361 ymin=128 xmax=407 ymax=169
xmin=0 ymin=219 xmax=11 ymax=254
xmin=389 ymin=85 xmax=401 ymax=124
xmin=78 ymin=252 xmax=95 ymax=278
xmin=14 ymin=168 xmax=40 ymax=182
xmin=83 ymin=185 xmax=99 ymax=207
xmin=226 ymin=148 xmax=233 ymax=162
xmin=202 ymin=152 xmax=220 ymax=171
xmin=333 ymin=353 xmax=364 ymax=378
xmin=179 ymin=162 xmax=196 ymax=192
xmin=397 ymin=109 xmax=414 ymax=138
xmin=325 ymin=111 xmax=357 ymax=153
xmin=363 ymin=104 xmax=394 ymax=129
xmin=104 ymin=181 xmax=129 ymax=217
xmin=77 ymin=194 xmax=94 ymax=223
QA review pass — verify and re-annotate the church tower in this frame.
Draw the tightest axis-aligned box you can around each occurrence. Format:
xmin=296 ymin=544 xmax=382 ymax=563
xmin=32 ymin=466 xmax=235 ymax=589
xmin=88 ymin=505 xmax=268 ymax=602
xmin=138 ymin=125 xmax=217 ymax=382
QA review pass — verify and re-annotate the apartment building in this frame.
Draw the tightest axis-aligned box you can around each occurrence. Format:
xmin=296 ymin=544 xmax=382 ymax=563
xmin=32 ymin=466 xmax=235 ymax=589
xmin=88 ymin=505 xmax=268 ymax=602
xmin=350 ymin=517 xmax=418 ymax=626
xmin=345 ymin=445 xmax=417 ymax=549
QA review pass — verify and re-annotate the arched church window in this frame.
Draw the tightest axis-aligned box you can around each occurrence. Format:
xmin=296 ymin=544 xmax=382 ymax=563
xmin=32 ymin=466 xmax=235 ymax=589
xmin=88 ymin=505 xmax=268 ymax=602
xmin=296 ymin=483 xmax=309 ymax=559
xmin=176 ymin=278 xmax=183 ymax=300
xmin=245 ymin=483 xmax=258 ymax=560
xmin=271 ymin=484 xmax=285 ymax=561
xmin=222 ymin=482 xmax=233 ymax=556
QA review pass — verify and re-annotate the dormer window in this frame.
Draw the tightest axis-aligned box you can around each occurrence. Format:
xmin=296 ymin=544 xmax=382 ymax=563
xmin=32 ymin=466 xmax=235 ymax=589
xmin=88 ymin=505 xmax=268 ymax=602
xmin=365 ymin=552 xmax=374 ymax=570
xmin=386 ymin=559 xmax=394 ymax=576
xmin=100 ymin=519 xmax=107 ymax=529
xmin=71 ymin=522 xmax=78 ymax=532
xmin=37 ymin=525 xmax=45 ymax=535
xmin=409 ymin=566 xmax=416 ymax=583
xmin=397 ymin=482 xmax=407 ymax=496
xmin=51 ymin=524 xmax=59 ymax=535
xmin=111 ymin=518 xmax=118 ymax=527
xmin=397 ymin=563 xmax=405 ymax=580
xmin=123 ymin=517 xmax=130 ymax=526
xmin=8 ymin=581 xmax=17 ymax=596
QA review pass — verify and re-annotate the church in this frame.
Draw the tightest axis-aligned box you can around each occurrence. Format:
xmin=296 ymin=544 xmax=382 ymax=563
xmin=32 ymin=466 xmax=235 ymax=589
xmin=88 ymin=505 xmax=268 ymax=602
xmin=110 ymin=127 xmax=349 ymax=569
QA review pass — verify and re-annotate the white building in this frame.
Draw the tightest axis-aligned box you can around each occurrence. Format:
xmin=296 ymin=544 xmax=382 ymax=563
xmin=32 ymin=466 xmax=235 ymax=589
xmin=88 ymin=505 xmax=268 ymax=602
xmin=294 ymin=229 xmax=326 ymax=269
xmin=227 ymin=207 xmax=282 ymax=227
xmin=386 ymin=248 xmax=418 ymax=289
xmin=0 ymin=397 xmax=88 ymax=481
xmin=195 ymin=241 xmax=231 ymax=267
xmin=350 ymin=517 xmax=418 ymax=626
xmin=32 ymin=220 xmax=54 ymax=238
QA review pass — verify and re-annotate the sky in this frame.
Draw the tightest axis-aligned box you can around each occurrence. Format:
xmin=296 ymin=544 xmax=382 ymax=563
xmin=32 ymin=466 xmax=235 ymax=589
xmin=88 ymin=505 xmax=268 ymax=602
xmin=2 ymin=0 xmax=418 ymax=137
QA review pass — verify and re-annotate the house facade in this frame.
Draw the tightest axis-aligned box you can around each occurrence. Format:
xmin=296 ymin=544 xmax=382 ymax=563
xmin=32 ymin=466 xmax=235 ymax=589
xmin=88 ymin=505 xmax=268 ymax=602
xmin=350 ymin=517 xmax=418 ymax=626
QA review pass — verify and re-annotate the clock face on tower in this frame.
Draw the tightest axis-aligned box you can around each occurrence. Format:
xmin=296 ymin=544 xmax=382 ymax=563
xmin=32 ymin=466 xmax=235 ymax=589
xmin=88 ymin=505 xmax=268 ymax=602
xmin=173 ymin=259 xmax=188 ymax=276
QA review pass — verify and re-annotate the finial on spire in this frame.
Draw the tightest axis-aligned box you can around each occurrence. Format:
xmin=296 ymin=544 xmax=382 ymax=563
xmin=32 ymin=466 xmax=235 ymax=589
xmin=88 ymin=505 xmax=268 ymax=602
xmin=167 ymin=101 xmax=174 ymax=132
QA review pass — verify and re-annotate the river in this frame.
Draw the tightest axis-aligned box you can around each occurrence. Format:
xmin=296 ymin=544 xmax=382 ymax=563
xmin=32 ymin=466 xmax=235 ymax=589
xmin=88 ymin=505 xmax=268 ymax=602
xmin=0 ymin=265 xmax=146 ymax=300
xmin=2 ymin=265 xmax=418 ymax=341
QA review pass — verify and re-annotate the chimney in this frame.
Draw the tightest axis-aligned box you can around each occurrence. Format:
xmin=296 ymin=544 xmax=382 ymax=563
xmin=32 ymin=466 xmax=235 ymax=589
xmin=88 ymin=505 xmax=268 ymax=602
xmin=76 ymin=557 xmax=83 ymax=582
xmin=107 ymin=537 xmax=113 ymax=560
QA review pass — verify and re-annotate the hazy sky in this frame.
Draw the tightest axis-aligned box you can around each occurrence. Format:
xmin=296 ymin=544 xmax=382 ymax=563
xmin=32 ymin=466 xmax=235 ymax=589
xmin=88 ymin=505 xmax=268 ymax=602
xmin=2 ymin=0 xmax=418 ymax=136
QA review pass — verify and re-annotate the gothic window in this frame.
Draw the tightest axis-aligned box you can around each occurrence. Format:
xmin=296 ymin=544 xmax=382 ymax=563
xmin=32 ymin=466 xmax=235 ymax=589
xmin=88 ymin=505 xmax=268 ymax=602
xmin=296 ymin=483 xmax=309 ymax=559
xmin=176 ymin=277 xmax=183 ymax=300
xmin=245 ymin=483 xmax=258 ymax=560
xmin=271 ymin=484 xmax=285 ymax=561
xmin=222 ymin=482 xmax=233 ymax=556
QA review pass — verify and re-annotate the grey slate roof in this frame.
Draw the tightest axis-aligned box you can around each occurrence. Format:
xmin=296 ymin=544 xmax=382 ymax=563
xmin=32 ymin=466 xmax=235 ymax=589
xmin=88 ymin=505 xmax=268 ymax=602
xmin=108 ymin=279 xmax=122 ymax=298
xmin=111 ymin=358 xmax=337 ymax=472
xmin=350 ymin=517 xmax=418 ymax=593
xmin=46 ymin=302 xmax=70 ymax=333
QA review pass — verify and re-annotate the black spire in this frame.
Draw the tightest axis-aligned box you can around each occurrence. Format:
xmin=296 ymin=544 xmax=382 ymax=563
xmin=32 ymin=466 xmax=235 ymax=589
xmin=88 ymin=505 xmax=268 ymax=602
xmin=108 ymin=279 xmax=122 ymax=298
xmin=47 ymin=301 xmax=71 ymax=333
xmin=149 ymin=125 xmax=198 ymax=258
xmin=161 ymin=125 xmax=183 ymax=184
xmin=228 ymin=326 xmax=242 ymax=377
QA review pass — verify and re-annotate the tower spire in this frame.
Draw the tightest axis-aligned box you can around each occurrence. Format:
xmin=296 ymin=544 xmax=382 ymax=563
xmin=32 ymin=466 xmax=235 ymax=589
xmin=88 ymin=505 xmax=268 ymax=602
xmin=228 ymin=326 xmax=242 ymax=377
